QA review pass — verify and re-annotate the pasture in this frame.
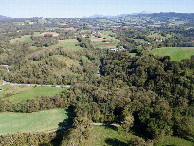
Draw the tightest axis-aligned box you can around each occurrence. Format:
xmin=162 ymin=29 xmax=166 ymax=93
xmin=39 ymin=32 xmax=59 ymax=37
xmin=148 ymin=31 xmax=172 ymax=39
xmin=10 ymin=35 xmax=32 ymax=43
xmin=150 ymin=47 xmax=194 ymax=61
xmin=0 ymin=85 xmax=66 ymax=103
xmin=129 ymin=53 xmax=137 ymax=57
xmin=53 ymin=39 xmax=83 ymax=51
xmin=0 ymin=109 xmax=69 ymax=135
xmin=90 ymin=31 xmax=119 ymax=49
xmin=88 ymin=125 xmax=132 ymax=146
xmin=133 ymin=39 xmax=148 ymax=43
xmin=155 ymin=137 xmax=193 ymax=146
xmin=88 ymin=125 xmax=193 ymax=146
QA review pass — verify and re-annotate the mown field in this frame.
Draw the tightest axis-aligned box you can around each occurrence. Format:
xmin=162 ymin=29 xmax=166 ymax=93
xmin=0 ymin=109 xmax=68 ymax=135
xmin=90 ymin=31 xmax=119 ymax=49
xmin=150 ymin=47 xmax=194 ymax=61
xmin=88 ymin=125 xmax=132 ymax=145
xmin=155 ymin=137 xmax=193 ymax=146
xmin=52 ymin=39 xmax=83 ymax=51
xmin=0 ymin=85 xmax=66 ymax=103
xmin=10 ymin=35 xmax=32 ymax=43
xmin=148 ymin=31 xmax=172 ymax=39
xmin=88 ymin=126 xmax=193 ymax=146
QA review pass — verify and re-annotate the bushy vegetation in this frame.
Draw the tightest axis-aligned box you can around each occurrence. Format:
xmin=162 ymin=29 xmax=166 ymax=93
xmin=0 ymin=132 xmax=57 ymax=145
xmin=0 ymin=91 xmax=71 ymax=113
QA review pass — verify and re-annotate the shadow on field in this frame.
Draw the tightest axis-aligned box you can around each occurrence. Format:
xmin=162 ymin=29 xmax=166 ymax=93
xmin=49 ymin=107 xmax=75 ymax=146
xmin=105 ymin=138 xmax=128 ymax=146
xmin=104 ymin=125 xmax=119 ymax=131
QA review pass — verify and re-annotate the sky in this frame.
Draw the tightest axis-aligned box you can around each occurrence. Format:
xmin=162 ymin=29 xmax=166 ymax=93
xmin=0 ymin=0 xmax=193 ymax=18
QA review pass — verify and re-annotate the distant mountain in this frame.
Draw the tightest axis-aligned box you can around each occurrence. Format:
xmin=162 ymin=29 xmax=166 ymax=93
xmin=83 ymin=14 xmax=128 ymax=18
xmin=0 ymin=15 xmax=11 ymax=19
xmin=83 ymin=12 xmax=194 ymax=19
xmin=84 ymin=12 xmax=153 ymax=18
xmin=86 ymin=14 xmax=106 ymax=18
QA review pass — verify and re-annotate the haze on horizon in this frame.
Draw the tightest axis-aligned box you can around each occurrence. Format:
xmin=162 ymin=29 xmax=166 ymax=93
xmin=0 ymin=0 xmax=193 ymax=18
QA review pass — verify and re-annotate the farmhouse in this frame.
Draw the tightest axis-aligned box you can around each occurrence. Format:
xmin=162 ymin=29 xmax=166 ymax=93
xmin=110 ymin=48 xmax=118 ymax=51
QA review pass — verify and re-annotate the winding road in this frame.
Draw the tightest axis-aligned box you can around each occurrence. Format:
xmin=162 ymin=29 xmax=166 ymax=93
xmin=2 ymin=79 xmax=71 ymax=88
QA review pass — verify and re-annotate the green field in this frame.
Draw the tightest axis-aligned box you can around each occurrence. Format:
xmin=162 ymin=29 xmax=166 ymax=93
xmin=150 ymin=47 xmax=194 ymax=61
xmin=88 ymin=125 xmax=133 ymax=145
xmin=0 ymin=109 xmax=68 ymax=135
xmin=13 ymin=22 xmax=25 ymax=25
xmin=156 ymin=136 xmax=193 ymax=146
xmin=102 ymin=31 xmax=114 ymax=36
xmin=96 ymin=44 xmax=118 ymax=49
xmin=129 ymin=53 xmax=137 ymax=57
xmin=33 ymin=32 xmax=41 ymax=35
xmin=52 ymin=39 xmax=83 ymax=51
xmin=133 ymin=39 xmax=148 ymax=43
xmin=148 ymin=32 xmax=172 ymax=39
xmin=88 ymin=126 xmax=193 ymax=146
xmin=10 ymin=35 xmax=32 ymax=43
xmin=0 ymin=85 xmax=66 ymax=103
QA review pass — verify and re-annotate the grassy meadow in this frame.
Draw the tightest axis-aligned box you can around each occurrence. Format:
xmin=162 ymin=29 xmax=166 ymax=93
xmin=156 ymin=136 xmax=193 ymax=146
xmin=129 ymin=53 xmax=137 ymax=57
xmin=0 ymin=109 xmax=68 ymax=135
xmin=91 ymin=31 xmax=119 ymax=49
xmin=10 ymin=35 xmax=32 ymax=43
xmin=150 ymin=47 xmax=194 ymax=61
xmin=88 ymin=125 xmax=133 ymax=146
xmin=0 ymin=85 xmax=66 ymax=103
xmin=87 ymin=125 xmax=193 ymax=146
xmin=52 ymin=39 xmax=83 ymax=51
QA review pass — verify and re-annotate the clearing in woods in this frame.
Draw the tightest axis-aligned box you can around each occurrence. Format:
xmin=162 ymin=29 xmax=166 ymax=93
xmin=0 ymin=109 xmax=69 ymax=135
xmin=150 ymin=47 xmax=194 ymax=61
xmin=88 ymin=125 xmax=193 ymax=146
xmin=0 ymin=85 xmax=66 ymax=103
xmin=39 ymin=32 xmax=60 ymax=37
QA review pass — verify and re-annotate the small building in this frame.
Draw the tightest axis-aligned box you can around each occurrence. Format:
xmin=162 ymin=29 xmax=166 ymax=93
xmin=110 ymin=48 xmax=118 ymax=51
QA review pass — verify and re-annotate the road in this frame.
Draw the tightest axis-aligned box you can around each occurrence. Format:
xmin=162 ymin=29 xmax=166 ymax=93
xmin=92 ymin=123 xmax=120 ymax=126
xmin=2 ymin=79 xmax=71 ymax=88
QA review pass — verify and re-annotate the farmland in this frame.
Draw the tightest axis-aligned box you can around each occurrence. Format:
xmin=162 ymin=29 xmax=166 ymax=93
xmin=10 ymin=35 xmax=32 ymax=43
xmin=155 ymin=137 xmax=193 ymax=146
xmin=39 ymin=32 xmax=59 ymax=37
xmin=52 ymin=39 xmax=83 ymax=51
xmin=88 ymin=125 xmax=132 ymax=145
xmin=90 ymin=30 xmax=119 ymax=49
xmin=150 ymin=47 xmax=194 ymax=61
xmin=0 ymin=109 xmax=69 ymax=135
xmin=0 ymin=85 xmax=66 ymax=103
xmin=88 ymin=126 xmax=193 ymax=146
